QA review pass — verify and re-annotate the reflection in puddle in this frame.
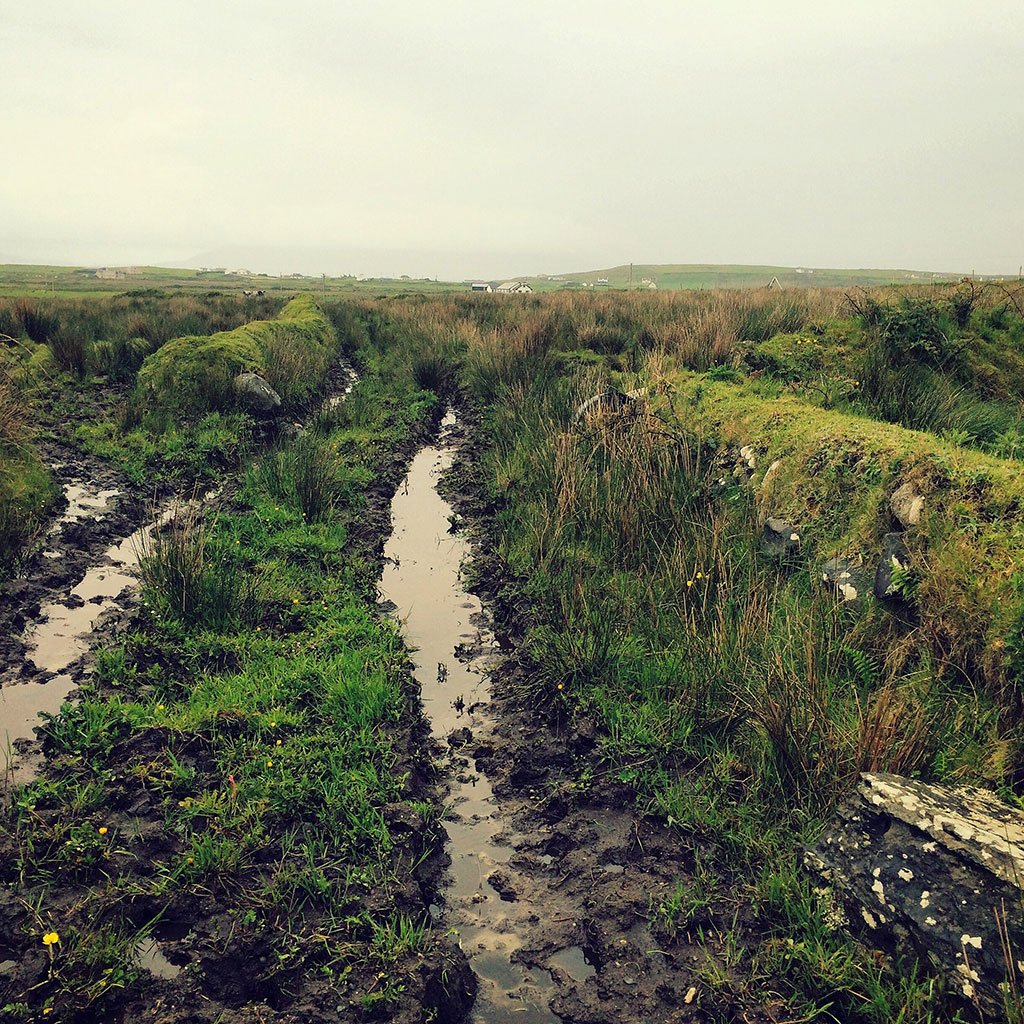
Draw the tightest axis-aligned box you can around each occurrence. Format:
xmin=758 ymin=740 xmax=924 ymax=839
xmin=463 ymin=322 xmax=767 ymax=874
xmin=380 ymin=412 xmax=564 ymax=1023
xmin=47 ymin=483 xmax=121 ymax=534
xmin=136 ymin=938 xmax=182 ymax=979
xmin=0 ymin=675 xmax=77 ymax=756
xmin=549 ymin=946 xmax=598 ymax=984
xmin=135 ymin=917 xmax=191 ymax=978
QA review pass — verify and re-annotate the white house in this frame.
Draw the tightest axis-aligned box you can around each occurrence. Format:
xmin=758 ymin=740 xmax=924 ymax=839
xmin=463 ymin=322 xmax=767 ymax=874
xmin=495 ymin=281 xmax=533 ymax=294
xmin=470 ymin=282 xmax=493 ymax=292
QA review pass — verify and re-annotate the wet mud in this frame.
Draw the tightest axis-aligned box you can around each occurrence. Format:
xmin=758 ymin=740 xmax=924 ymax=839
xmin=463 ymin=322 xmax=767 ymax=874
xmin=0 ymin=448 xmax=150 ymax=785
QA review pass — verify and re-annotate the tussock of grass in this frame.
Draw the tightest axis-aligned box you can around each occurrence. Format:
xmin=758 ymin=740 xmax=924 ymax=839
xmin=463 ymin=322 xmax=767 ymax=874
xmin=250 ymin=433 xmax=371 ymax=523
xmin=138 ymin=504 xmax=259 ymax=629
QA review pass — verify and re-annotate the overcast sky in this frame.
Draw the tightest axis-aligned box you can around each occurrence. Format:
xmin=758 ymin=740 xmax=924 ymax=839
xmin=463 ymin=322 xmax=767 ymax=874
xmin=2 ymin=1 xmax=1021 ymax=279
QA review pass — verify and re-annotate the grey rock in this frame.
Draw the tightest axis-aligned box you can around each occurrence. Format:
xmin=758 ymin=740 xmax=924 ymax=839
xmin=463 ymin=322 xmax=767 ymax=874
xmin=762 ymin=517 xmax=801 ymax=557
xmin=232 ymin=371 xmax=281 ymax=415
xmin=891 ymin=482 xmax=925 ymax=528
xmin=875 ymin=532 xmax=912 ymax=601
xmin=806 ymin=772 xmax=1024 ymax=1015
xmin=821 ymin=556 xmax=871 ymax=604
xmin=761 ymin=459 xmax=783 ymax=490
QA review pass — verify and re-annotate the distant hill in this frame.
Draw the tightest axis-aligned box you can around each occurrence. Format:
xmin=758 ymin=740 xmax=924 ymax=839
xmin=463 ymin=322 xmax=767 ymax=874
xmin=524 ymin=263 xmax=975 ymax=291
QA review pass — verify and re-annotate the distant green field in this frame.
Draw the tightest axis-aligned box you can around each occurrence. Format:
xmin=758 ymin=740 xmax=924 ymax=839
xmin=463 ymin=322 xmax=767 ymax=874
xmin=1 ymin=261 xmax=1018 ymax=299
xmin=0 ymin=264 xmax=460 ymax=299
xmin=525 ymin=262 xmax=991 ymax=291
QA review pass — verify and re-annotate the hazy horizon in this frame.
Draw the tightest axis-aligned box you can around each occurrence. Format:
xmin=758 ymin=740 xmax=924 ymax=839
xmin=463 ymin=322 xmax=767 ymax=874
xmin=4 ymin=2 xmax=1021 ymax=279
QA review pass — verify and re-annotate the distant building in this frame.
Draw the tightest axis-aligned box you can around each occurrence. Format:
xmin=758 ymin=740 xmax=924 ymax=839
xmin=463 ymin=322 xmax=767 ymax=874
xmin=495 ymin=281 xmax=533 ymax=294
xmin=596 ymin=277 xmax=610 ymax=286
xmin=470 ymin=282 xmax=493 ymax=292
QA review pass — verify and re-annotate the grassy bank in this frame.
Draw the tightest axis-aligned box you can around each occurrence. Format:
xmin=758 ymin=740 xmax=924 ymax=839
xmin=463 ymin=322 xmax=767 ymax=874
xmin=0 ymin=306 xmax=468 ymax=1022
xmin=0 ymin=380 xmax=59 ymax=577
xmin=370 ymin=285 xmax=1024 ymax=1020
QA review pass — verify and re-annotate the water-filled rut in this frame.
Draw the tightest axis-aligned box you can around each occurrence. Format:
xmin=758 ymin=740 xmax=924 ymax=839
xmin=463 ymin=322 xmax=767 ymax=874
xmin=379 ymin=412 xmax=564 ymax=1023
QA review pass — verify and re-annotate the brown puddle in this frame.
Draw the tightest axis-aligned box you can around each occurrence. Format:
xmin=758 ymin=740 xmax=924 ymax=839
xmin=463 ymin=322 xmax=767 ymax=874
xmin=1 ymin=482 xmax=181 ymax=783
xmin=380 ymin=412 xmax=565 ymax=1024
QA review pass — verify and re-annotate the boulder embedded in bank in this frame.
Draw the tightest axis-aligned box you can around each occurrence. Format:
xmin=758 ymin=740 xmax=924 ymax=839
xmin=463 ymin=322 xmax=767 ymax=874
xmin=805 ymin=772 xmax=1024 ymax=1016
xmin=571 ymin=388 xmax=633 ymax=426
xmin=762 ymin=517 xmax=801 ymax=557
xmin=233 ymin=372 xmax=281 ymax=415
xmin=821 ymin=556 xmax=870 ymax=604
xmin=874 ymin=532 xmax=912 ymax=601
xmin=891 ymin=481 xmax=926 ymax=528
xmin=760 ymin=458 xmax=783 ymax=490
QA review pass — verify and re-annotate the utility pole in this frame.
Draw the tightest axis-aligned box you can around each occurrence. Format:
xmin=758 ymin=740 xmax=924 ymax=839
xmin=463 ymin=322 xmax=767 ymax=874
xmin=629 ymin=263 xmax=633 ymax=289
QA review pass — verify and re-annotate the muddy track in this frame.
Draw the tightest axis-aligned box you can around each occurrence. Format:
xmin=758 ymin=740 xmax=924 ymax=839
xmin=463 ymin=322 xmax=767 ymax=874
xmin=0 ymin=364 xmax=481 ymax=1024
xmin=437 ymin=410 xmax=776 ymax=1024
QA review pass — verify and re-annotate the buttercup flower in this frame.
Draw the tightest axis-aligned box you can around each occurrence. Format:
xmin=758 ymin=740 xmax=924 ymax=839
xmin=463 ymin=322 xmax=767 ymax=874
xmin=42 ymin=932 xmax=59 ymax=946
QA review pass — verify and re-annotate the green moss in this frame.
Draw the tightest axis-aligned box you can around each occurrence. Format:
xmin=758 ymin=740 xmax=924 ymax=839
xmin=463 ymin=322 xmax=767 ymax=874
xmin=136 ymin=296 xmax=335 ymax=420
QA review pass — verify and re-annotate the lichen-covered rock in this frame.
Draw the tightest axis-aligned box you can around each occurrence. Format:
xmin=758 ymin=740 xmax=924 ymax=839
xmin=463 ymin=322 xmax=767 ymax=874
xmin=821 ymin=556 xmax=871 ymax=604
xmin=874 ymin=532 xmax=912 ymax=601
xmin=233 ymin=372 xmax=281 ymax=415
xmin=806 ymin=772 xmax=1024 ymax=1015
xmin=762 ymin=517 xmax=801 ymax=557
xmin=891 ymin=481 xmax=925 ymax=528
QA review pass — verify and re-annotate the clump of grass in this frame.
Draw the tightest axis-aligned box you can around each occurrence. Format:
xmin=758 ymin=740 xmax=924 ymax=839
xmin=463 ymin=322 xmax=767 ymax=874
xmin=47 ymin=324 xmax=88 ymax=376
xmin=139 ymin=505 xmax=256 ymax=628
xmin=252 ymin=433 xmax=366 ymax=522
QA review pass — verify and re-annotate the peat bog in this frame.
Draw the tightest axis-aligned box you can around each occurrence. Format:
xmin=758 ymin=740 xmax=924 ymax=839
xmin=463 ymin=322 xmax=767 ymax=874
xmin=0 ymin=284 xmax=1023 ymax=1023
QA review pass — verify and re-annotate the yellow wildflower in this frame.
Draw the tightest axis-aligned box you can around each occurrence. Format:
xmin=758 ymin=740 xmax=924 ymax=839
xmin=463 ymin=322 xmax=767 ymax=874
xmin=98 ymin=826 xmax=108 ymax=835
xmin=42 ymin=931 xmax=59 ymax=946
